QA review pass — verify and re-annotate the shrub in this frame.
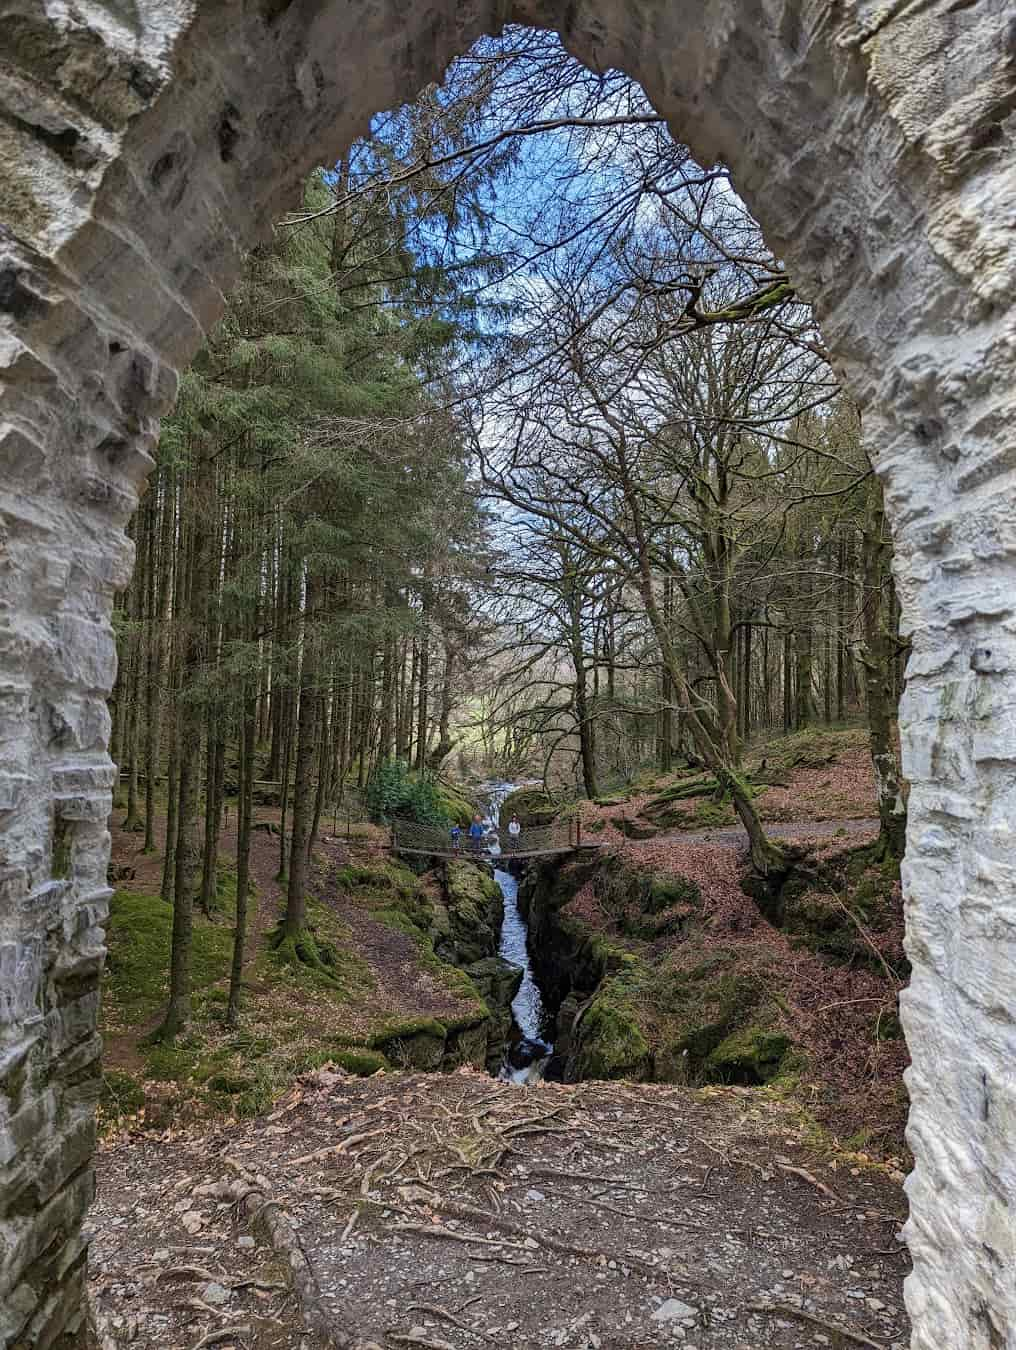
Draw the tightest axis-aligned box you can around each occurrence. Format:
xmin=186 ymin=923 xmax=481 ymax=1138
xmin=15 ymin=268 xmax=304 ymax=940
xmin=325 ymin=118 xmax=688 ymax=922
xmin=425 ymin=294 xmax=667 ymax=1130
xmin=366 ymin=758 xmax=451 ymax=826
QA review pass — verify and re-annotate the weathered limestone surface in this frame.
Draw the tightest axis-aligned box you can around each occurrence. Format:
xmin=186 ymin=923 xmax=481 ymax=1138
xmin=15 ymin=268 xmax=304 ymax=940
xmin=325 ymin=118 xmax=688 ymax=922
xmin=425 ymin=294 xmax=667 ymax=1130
xmin=0 ymin=1 xmax=1014 ymax=1345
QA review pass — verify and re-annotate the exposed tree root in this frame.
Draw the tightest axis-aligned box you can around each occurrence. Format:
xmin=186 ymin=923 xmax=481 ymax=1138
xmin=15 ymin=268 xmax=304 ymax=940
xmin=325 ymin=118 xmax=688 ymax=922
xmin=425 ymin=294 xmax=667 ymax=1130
xmin=746 ymin=1301 xmax=886 ymax=1347
xmin=271 ymin=926 xmax=345 ymax=990
xmin=219 ymin=1157 xmax=354 ymax=1348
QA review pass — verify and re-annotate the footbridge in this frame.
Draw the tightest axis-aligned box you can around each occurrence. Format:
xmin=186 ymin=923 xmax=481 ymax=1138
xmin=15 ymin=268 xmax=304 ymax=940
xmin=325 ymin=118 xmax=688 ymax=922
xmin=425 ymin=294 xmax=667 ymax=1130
xmin=391 ymin=818 xmax=603 ymax=861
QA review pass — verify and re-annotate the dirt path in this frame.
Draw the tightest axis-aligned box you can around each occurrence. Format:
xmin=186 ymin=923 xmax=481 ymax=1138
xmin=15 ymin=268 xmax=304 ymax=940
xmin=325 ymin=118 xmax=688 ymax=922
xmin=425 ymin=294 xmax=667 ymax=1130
xmin=648 ymin=818 xmax=881 ymax=850
xmin=90 ymin=1069 xmax=910 ymax=1350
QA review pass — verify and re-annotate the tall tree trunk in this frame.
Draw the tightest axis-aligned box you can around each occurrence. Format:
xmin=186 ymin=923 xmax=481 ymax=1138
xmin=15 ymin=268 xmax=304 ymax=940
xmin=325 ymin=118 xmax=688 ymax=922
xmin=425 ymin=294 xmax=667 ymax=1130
xmin=122 ymin=507 xmax=145 ymax=832
xmin=427 ymin=638 xmax=457 ymax=772
xmin=636 ymin=554 xmax=783 ymax=874
xmin=199 ymin=723 xmax=225 ymax=914
xmin=283 ymin=573 xmax=319 ymax=935
xmin=309 ymin=677 xmax=331 ymax=859
xmin=227 ymin=692 xmax=256 ymax=1026
xmin=145 ymin=469 xmax=175 ymax=852
xmin=794 ymin=548 xmax=814 ymax=730
xmin=836 ymin=532 xmax=847 ymax=722
xmin=161 ymin=498 xmax=190 ymax=903
xmin=157 ymin=460 xmax=208 ymax=1040
xmin=414 ymin=595 xmax=430 ymax=772
xmin=741 ymin=622 xmax=753 ymax=744
xmin=782 ymin=626 xmax=793 ymax=734
xmin=658 ymin=575 xmax=673 ymax=773
xmin=565 ymin=572 xmax=599 ymax=798
xmin=278 ymin=688 xmax=294 ymax=880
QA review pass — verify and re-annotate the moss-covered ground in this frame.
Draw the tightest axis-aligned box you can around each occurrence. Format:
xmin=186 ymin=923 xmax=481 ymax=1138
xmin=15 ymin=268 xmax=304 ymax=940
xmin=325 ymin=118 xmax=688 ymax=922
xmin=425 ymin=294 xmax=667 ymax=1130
xmin=100 ymin=821 xmax=497 ymax=1131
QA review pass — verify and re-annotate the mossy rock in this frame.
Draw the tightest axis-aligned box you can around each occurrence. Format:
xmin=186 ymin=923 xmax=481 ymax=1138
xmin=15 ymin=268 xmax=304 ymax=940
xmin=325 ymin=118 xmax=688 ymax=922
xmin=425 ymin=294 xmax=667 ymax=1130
xmin=339 ymin=860 xmax=434 ymax=932
xmin=500 ymin=786 xmax=559 ymax=827
xmin=646 ymin=875 xmax=701 ymax=914
xmin=369 ymin=1017 xmax=448 ymax=1069
xmin=464 ymin=956 xmax=524 ymax=1010
xmin=690 ymin=801 xmax=735 ymax=828
xmin=621 ymin=909 xmax=699 ymax=942
xmin=444 ymin=1020 xmax=489 ymax=1069
xmin=331 ymin=1048 xmax=390 ymax=1075
xmin=704 ymin=1025 xmax=792 ymax=1085
xmin=433 ymin=782 xmax=476 ymax=827
xmin=438 ymin=861 xmax=502 ymax=964
xmin=645 ymin=776 xmax=718 ymax=808
xmin=641 ymin=806 xmax=690 ymax=830
xmin=571 ymin=978 xmax=652 ymax=1081
xmin=586 ymin=818 xmax=607 ymax=833
xmin=593 ymin=795 xmax=628 ymax=808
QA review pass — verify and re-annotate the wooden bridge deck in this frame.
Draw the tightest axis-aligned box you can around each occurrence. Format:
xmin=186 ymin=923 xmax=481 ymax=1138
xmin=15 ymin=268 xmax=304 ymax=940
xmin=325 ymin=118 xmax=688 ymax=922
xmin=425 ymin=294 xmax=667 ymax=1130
xmin=390 ymin=818 xmax=604 ymax=862
xmin=393 ymin=843 xmax=605 ymax=861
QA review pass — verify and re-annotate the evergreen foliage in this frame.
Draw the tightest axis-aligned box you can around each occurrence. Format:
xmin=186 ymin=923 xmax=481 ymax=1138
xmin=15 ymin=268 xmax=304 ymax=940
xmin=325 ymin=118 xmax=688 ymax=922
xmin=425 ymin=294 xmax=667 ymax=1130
xmin=366 ymin=759 xmax=451 ymax=826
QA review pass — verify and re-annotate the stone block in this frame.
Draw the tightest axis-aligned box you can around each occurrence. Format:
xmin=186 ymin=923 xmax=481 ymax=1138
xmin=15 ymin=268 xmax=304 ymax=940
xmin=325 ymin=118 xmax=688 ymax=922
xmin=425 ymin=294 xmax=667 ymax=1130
xmin=50 ymin=762 xmax=116 ymax=794
xmin=0 ymin=772 xmax=31 ymax=812
xmin=35 ymin=1113 xmax=96 ymax=1204
xmin=52 ymin=792 xmax=110 ymax=824
xmin=51 ymin=616 xmax=116 ymax=692
xmin=0 ymin=1089 xmax=55 ymax=1168
xmin=45 ymin=990 xmax=100 ymax=1057
xmin=0 ymin=941 xmax=42 ymax=1030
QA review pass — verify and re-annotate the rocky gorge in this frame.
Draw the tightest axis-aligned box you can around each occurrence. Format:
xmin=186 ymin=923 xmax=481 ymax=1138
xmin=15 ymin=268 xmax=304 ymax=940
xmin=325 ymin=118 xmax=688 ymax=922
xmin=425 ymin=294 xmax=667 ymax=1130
xmin=514 ymin=839 xmax=908 ymax=1153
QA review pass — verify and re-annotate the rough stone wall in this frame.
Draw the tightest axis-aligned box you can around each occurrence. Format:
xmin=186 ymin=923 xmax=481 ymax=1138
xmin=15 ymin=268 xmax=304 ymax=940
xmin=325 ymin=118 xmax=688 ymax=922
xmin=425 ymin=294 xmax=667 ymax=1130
xmin=0 ymin=1 xmax=1013 ymax=1345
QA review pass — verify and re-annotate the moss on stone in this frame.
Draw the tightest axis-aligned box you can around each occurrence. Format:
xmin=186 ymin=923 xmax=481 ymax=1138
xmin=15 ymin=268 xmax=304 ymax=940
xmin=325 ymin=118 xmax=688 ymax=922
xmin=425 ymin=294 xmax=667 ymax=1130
xmin=368 ymin=1016 xmax=448 ymax=1069
xmin=339 ymin=858 xmax=435 ymax=936
xmin=432 ymin=782 xmax=475 ymax=826
xmin=331 ymin=1048 xmax=389 ymax=1075
xmin=704 ymin=1025 xmax=792 ymax=1084
xmin=500 ymin=786 xmax=560 ymax=826
xmin=647 ymin=875 xmax=702 ymax=914
xmin=572 ymin=976 xmax=652 ymax=1080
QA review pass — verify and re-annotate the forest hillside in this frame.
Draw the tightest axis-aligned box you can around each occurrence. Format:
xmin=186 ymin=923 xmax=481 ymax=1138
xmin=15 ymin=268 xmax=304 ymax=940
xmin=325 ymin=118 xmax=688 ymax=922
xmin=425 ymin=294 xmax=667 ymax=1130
xmin=91 ymin=28 xmax=914 ymax=1350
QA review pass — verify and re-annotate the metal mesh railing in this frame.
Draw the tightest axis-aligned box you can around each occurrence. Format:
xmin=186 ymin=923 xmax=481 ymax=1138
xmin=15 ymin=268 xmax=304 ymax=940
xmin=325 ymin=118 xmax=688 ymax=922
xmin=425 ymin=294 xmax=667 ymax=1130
xmin=391 ymin=818 xmax=579 ymax=857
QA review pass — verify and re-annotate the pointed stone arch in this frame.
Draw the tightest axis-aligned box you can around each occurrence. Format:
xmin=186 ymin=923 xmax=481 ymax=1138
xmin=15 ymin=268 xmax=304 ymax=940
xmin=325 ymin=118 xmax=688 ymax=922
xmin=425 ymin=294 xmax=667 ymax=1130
xmin=1 ymin=2 xmax=1014 ymax=1345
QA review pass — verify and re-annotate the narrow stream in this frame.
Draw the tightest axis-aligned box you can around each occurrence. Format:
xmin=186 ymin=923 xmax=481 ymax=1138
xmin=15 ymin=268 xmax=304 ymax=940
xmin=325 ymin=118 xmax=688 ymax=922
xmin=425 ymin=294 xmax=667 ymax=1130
xmin=477 ymin=781 xmax=553 ymax=1083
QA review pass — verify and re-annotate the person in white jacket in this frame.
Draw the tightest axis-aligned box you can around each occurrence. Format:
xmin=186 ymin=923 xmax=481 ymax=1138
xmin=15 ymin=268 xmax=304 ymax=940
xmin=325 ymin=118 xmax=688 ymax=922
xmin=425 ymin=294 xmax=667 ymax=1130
xmin=507 ymin=815 xmax=522 ymax=853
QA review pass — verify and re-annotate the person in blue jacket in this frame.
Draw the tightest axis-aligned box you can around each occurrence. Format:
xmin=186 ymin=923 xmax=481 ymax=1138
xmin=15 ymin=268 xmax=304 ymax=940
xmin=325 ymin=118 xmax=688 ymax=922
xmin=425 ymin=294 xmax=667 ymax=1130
xmin=468 ymin=815 xmax=485 ymax=852
xmin=450 ymin=823 xmax=462 ymax=852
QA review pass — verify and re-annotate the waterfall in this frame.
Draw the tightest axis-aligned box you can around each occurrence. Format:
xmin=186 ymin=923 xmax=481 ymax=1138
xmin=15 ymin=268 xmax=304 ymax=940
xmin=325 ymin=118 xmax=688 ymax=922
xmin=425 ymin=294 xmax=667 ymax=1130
xmin=479 ymin=780 xmax=553 ymax=1083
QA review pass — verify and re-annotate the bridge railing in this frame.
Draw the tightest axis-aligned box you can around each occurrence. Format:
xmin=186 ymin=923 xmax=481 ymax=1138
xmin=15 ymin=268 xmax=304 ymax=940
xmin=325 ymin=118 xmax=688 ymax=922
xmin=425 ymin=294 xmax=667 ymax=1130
xmin=391 ymin=818 xmax=579 ymax=856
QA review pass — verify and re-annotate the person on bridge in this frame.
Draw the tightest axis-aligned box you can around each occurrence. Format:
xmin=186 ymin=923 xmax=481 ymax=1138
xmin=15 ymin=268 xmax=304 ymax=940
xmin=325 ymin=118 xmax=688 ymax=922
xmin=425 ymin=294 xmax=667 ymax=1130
xmin=507 ymin=815 xmax=522 ymax=853
xmin=468 ymin=815 xmax=485 ymax=852
xmin=450 ymin=823 xmax=462 ymax=852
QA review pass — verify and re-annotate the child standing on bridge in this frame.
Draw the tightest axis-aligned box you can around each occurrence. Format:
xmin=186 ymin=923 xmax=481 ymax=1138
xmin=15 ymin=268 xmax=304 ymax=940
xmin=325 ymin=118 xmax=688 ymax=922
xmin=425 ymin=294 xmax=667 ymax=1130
xmin=507 ymin=815 xmax=521 ymax=853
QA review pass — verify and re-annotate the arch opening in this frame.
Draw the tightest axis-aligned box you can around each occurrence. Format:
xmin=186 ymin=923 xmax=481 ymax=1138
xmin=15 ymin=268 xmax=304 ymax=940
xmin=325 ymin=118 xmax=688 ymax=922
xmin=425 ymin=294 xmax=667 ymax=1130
xmin=1 ymin=3 xmax=1014 ymax=1347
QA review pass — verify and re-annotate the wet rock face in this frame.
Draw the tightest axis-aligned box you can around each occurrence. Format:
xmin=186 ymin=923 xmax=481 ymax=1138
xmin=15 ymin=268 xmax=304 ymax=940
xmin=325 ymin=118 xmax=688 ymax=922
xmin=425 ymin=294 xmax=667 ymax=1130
xmin=1 ymin=1 xmax=1014 ymax=1345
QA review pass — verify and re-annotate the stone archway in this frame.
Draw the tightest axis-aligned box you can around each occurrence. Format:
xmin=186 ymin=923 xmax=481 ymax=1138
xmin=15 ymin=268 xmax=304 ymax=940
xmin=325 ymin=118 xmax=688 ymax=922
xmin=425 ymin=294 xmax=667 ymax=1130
xmin=1 ymin=2 xmax=1013 ymax=1344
